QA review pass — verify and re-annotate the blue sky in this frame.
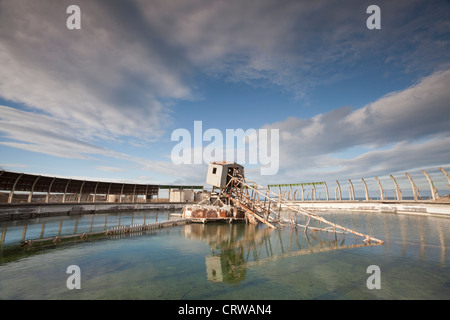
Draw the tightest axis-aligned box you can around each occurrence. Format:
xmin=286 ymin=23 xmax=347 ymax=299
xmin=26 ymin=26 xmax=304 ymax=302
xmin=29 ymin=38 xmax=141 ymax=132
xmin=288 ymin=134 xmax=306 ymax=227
xmin=0 ymin=0 xmax=449 ymax=187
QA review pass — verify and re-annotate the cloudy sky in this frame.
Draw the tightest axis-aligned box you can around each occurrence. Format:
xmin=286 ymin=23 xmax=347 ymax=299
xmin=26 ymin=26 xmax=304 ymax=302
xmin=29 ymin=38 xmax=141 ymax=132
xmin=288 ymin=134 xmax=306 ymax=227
xmin=0 ymin=0 xmax=449 ymax=188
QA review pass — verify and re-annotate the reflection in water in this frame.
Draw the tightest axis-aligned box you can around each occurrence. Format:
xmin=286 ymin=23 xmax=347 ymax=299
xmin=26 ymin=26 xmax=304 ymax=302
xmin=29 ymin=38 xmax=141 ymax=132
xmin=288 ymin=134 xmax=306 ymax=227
xmin=0 ymin=210 xmax=448 ymax=299
xmin=0 ymin=211 xmax=176 ymax=246
xmin=392 ymin=213 xmax=448 ymax=265
xmin=323 ymin=212 xmax=449 ymax=268
xmin=180 ymin=212 xmax=450 ymax=283
xmin=183 ymin=223 xmax=383 ymax=284
xmin=1 ymin=211 xmax=449 ymax=281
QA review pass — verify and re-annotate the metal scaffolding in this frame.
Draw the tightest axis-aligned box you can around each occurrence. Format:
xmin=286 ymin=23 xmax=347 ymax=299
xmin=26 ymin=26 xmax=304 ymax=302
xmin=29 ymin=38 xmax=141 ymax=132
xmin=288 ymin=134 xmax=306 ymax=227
xmin=222 ymin=168 xmax=384 ymax=244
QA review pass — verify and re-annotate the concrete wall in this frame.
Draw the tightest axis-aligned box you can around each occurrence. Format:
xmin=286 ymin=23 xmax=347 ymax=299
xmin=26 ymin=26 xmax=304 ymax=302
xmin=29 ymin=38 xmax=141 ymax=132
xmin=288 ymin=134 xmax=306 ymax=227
xmin=285 ymin=200 xmax=450 ymax=218
xmin=1 ymin=199 xmax=449 ymax=222
xmin=0 ymin=202 xmax=186 ymax=222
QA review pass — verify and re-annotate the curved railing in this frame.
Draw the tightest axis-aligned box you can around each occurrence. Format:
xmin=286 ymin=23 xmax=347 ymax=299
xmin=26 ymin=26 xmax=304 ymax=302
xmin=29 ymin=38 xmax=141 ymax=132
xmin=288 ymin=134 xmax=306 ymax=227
xmin=268 ymin=166 xmax=450 ymax=202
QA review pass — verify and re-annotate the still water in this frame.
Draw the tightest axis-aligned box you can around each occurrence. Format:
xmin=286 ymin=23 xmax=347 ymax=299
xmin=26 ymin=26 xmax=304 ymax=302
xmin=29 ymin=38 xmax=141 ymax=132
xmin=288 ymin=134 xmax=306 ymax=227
xmin=0 ymin=210 xmax=449 ymax=299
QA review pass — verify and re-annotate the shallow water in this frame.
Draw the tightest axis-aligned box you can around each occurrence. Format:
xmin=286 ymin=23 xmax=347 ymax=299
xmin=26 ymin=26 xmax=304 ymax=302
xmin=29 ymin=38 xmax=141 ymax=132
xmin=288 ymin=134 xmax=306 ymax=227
xmin=0 ymin=210 xmax=448 ymax=299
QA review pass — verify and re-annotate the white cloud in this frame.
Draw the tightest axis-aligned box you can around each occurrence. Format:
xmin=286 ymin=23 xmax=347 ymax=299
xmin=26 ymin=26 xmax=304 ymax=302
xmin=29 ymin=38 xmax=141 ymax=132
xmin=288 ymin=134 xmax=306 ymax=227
xmin=0 ymin=0 xmax=189 ymax=143
xmin=1 ymin=0 xmax=448 ymax=134
xmin=0 ymin=163 xmax=29 ymax=170
xmin=0 ymin=104 xmax=208 ymax=184
xmin=255 ymin=69 xmax=450 ymax=183
xmin=330 ymin=136 xmax=450 ymax=178
xmin=95 ymin=166 xmax=127 ymax=173
xmin=131 ymin=0 xmax=450 ymax=98
xmin=0 ymin=0 xmax=449 ymax=185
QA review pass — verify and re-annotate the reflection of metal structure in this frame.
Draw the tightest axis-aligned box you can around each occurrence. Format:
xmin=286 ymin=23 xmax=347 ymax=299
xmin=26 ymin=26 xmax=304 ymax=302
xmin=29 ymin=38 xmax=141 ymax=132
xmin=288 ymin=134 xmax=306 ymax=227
xmin=184 ymin=223 xmax=382 ymax=284
xmin=184 ymin=162 xmax=384 ymax=244
xmin=0 ymin=211 xmax=188 ymax=248
xmin=2 ymin=210 xmax=448 ymax=280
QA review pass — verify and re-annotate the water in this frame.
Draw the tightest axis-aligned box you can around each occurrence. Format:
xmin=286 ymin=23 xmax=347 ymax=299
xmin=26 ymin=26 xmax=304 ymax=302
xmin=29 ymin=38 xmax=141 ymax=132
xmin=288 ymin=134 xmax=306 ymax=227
xmin=0 ymin=210 xmax=449 ymax=299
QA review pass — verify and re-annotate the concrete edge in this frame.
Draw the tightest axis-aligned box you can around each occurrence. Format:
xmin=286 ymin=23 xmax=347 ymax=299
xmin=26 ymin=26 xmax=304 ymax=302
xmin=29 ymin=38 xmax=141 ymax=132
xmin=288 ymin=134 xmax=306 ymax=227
xmin=0 ymin=202 xmax=187 ymax=222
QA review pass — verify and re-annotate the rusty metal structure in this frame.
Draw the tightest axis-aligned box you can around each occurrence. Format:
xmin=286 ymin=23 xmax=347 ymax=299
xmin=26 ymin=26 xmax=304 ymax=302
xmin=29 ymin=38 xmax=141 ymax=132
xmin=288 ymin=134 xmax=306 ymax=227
xmin=184 ymin=162 xmax=384 ymax=245
xmin=183 ymin=162 xmax=247 ymax=223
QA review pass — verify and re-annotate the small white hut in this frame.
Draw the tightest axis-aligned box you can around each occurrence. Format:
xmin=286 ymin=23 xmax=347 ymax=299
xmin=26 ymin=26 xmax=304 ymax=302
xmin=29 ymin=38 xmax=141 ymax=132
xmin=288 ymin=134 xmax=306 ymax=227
xmin=206 ymin=161 xmax=244 ymax=189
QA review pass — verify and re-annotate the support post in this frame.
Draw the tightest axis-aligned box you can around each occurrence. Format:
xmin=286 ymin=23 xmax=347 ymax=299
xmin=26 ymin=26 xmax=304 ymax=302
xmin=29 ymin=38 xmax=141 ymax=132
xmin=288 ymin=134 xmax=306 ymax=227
xmin=323 ymin=181 xmax=329 ymax=201
xmin=405 ymin=172 xmax=420 ymax=201
xmin=132 ymin=184 xmax=137 ymax=203
xmin=93 ymin=181 xmax=99 ymax=203
xmin=119 ymin=184 xmax=125 ymax=203
xmin=389 ymin=175 xmax=402 ymax=201
xmin=78 ymin=180 xmax=86 ymax=203
xmin=63 ymin=179 xmax=71 ymax=203
xmin=106 ymin=183 xmax=112 ymax=202
xmin=45 ymin=177 xmax=56 ymax=203
xmin=348 ymin=179 xmax=355 ymax=201
xmin=361 ymin=178 xmax=369 ymax=201
xmin=336 ymin=180 xmax=342 ymax=201
xmin=422 ymin=170 xmax=438 ymax=201
xmin=374 ymin=177 xmax=384 ymax=201
xmin=312 ymin=184 xmax=316 ymax=201
xmin=439 ymin=167 xmax=450 ymax=188
xmin=8 ymin=173 xmax=23 ymax=204
xmin=28 ymin=175 xmax=41 ymax=203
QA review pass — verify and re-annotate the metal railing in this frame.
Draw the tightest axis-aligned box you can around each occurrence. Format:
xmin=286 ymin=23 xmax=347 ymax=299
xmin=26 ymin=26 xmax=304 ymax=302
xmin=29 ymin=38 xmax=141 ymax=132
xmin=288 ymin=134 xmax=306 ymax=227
xmin=268 ymin=166 xmax=450 ymax=202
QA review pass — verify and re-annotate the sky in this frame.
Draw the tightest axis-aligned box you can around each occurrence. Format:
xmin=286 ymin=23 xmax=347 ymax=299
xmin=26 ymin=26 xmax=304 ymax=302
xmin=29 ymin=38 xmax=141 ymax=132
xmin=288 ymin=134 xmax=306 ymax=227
xmin=0 ymin=0 xmax=449 ymax=188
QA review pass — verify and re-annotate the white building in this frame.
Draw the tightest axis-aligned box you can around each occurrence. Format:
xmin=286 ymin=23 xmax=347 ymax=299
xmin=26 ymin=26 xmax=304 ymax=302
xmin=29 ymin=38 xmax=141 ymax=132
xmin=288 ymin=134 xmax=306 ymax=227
xmin=169 ymin=189 xmax=194 ymax=202
xmin=206 ymin=162 xmax=244 ymax=189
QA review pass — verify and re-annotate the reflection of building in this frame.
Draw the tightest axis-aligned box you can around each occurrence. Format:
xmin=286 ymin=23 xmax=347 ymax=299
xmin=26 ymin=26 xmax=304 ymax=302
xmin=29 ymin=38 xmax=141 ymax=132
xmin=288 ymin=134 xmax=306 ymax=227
xmin=183 ymin=222 xmax=384 ymax=284
xmin=206 ymin=256 xmax=223 ymax=282
xmin=184 ymin=223 xmax=256 ymax=283
xmin=185 ymin=223 xmax=251 ymax=284
xmin=212 ymin=246 xmax=247 ymax=284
